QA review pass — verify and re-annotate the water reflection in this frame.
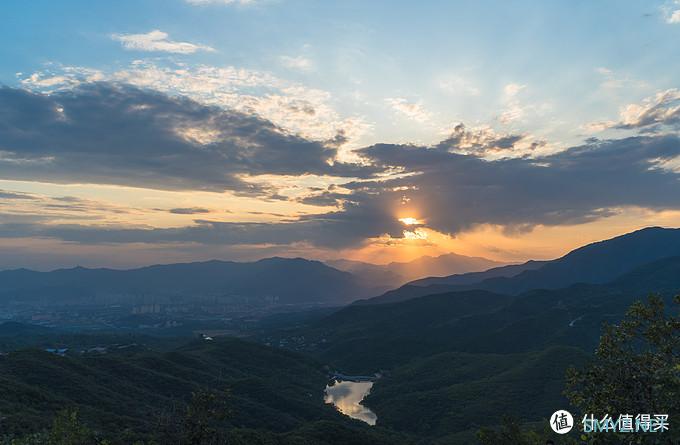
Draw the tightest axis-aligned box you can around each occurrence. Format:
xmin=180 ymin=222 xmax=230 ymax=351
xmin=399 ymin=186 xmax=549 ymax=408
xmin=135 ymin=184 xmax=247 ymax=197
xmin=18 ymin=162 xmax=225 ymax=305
xmin=324 ymin=380 xmax=377 ymax=425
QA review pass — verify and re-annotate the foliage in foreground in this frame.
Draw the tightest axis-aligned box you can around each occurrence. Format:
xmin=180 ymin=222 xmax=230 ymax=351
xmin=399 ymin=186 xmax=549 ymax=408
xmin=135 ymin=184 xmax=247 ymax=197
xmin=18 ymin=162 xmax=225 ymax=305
xmin=2 ymin=392 xmax=411 ymax=445
xmin=478 ymin=295 xmax=680 ymax=445
xmin=565 ymin=295 xmax=680 ymax=444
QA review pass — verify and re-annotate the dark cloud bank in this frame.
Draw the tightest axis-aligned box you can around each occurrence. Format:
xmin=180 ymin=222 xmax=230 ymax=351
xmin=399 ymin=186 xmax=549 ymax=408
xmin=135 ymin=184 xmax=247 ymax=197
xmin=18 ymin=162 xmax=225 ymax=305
xmin=0 ymin=83 xmax=375 ymax=195
xmin=1 ymin=82 xmax=680 ymax=248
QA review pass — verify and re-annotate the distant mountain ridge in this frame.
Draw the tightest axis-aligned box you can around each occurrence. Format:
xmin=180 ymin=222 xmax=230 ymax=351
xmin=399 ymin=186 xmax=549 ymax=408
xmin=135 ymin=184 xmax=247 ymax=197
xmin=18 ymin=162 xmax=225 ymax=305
xmin=362 ymin=260 xmax=545 ymax=305
xmin=328 ymin=252 xmax=504 ymax=289
xmin=410 ymin=260 xmax=548 ymax=287
xmin=292 ymin=253 xmax=680 ymax=373
xmin=364 ymin=227 xmax=680 ymax=304
xmin=478 ymin=226 xmax=680 ymax=294
xmin=0 ymin=257 xmax=366 ymax=305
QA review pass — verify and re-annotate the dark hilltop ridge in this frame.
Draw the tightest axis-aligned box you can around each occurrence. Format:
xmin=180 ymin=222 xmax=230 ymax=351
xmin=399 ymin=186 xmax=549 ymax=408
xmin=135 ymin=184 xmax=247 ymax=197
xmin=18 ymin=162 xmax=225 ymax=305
xmin=363 ymin=226 xmax=680 ymax=304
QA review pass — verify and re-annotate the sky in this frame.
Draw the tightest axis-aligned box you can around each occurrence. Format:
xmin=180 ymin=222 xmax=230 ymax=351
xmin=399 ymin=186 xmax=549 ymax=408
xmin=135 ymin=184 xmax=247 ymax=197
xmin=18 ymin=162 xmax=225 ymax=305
xmin=1 ymin=0 xmax=680 ymax=270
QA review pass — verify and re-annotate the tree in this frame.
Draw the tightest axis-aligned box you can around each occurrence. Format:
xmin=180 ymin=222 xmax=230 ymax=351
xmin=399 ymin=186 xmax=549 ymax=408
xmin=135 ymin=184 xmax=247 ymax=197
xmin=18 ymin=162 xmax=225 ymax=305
xmin=48 ymin=409 xmax=94 ymax=445
xmin=180 ymin=390 xmax=230 ymax=445
xmin=565 ymin=295 xmax=680 ymax=445
xmin=477 ymin=417 xmax=545 ymax=445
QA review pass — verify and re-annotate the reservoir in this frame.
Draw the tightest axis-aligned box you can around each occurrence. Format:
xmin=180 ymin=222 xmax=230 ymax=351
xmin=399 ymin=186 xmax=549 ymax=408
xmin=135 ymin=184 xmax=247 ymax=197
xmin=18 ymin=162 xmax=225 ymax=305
xmin=324 ymin=380 xmax=377 ymax=425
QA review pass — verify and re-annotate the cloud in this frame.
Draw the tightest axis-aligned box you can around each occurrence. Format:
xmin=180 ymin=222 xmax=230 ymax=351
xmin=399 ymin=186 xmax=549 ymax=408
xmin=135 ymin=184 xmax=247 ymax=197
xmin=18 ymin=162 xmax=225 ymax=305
xmin=581 ymin=120 xmax=617 ymax=134
xmin=663 ymin=1 xmax=680 ymax=23
xmin=20 ymin=62 xmax=371 ymax=151
xmin=499 ymin=83 xmax=527 ymax=124
xmin=0 ymin=83 xmax=377 ymax=195
xmin=349 ymin=134 xmax=680 ymax=237
xmin=385 ymin=97 xmax=432 ymax=123
xmin=5 ymin=75 xmax=680 ymax=251
xmin=595 ymin=67 xmax=648 ymax=90
xmin=437 ymin=75 xmax=480 ymax=96
xmin=280 ymin=55 xmax=314 ymax=72
xmin=0 ymin=216 xmax=397 ymax=249
xmin=0 ymin=189 xmax=38 ymax=200
xmin=503 ymin=83 xmax=526 ymax=98
xmin=168 ymin=207 xmax=212 ymax=214
xmin=583 ymin=89 xmax=680 ymax=134
xmin=3 ymin=129 xmax=680 ymax=249
xmin=617 ymin=89 xmax=680 ymax=131
xmin=111 ymin=30 xmax=215 ymax=54
xmin=297 ymin=189 xmax=347 ymax=207
xmin=0 ymin=191 xmax=135 ymax=227
xmin=434 ymin=123 xmax=539 ymax=158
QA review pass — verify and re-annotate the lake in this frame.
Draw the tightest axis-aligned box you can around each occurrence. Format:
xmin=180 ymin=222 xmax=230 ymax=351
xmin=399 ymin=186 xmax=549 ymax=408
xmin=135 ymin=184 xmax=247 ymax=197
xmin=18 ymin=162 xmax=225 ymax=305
xmin=324 ymin=380 xmax=377 ymax=425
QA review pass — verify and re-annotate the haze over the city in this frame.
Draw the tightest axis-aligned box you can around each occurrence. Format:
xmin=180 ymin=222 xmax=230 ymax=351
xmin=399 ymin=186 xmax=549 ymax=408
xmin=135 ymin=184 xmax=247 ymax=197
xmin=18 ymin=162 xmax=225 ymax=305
xmin=2 ymin=0 xmax=680 ymax=270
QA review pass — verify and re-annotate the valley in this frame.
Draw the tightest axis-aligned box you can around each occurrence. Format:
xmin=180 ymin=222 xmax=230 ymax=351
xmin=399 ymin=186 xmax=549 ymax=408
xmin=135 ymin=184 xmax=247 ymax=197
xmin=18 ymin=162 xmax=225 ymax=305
xmin=0 ymin=227 xmax=679 ymax=444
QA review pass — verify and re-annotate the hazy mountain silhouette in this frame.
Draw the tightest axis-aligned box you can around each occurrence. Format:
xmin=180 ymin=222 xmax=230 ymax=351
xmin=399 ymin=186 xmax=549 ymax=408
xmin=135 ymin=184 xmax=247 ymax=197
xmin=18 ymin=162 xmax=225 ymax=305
xmin=361 ymin=260 xmax=545 ymax=305
xmin=363 ymin=227 xmax=680 ymax=304
xmin=328 ymin=252 xmax=504 ymax=289
xmin=0 ymin=257 xmax=365 ymax=305
xmin=409 ymin=260 xmax=548 ymax=287
xmin=296 ymin=254 xmax=680 ymax=372
xmin=325 ymin=259 xmax=403 ymax=292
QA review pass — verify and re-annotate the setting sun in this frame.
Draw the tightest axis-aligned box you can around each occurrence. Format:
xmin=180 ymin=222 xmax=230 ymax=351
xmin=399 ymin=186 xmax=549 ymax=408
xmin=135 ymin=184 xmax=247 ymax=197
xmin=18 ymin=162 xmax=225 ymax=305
xmin=399 ymin=217 xmax=422 ymax=226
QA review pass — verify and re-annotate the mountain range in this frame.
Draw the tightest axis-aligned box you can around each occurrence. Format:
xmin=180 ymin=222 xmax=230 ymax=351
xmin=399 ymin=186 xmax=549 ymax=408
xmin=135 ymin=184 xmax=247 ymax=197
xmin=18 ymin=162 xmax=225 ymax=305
xmin=2 ymin=227 xmax=679 ymax=310
xmin=293 ymin=253 xmax=680 ymax=371
xmin=0 ymin=257 xmax=364 ymax=306
xmin=0 ymin=252 xmax=505 ymax=307
xmin=363 ymin=226 xmax=680 ymax=304
xmin=327 ymin=253 xmax=504 ymax=289
xmin=2 ymin=226 xmax=680 ymax=444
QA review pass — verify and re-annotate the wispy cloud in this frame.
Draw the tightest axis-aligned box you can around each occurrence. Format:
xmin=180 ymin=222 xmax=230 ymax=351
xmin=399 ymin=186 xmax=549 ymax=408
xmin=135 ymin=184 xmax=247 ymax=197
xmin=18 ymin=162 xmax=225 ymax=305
xmin=662 ymin=1 xmax=680 ymax=23
xmin=385 ymin=97 xmax=432 ymax=123
xmin=280 ymin=55 xmax=313 ymax=72
xmin=498 ymin=83 xmax=526 ymax=124
xmin=595 ymin=66 xmax=648 ymax=90
xmin=0 ymin=190 xmax=136 ymax=226
xmin=436 ymin=123 xmax=541 ymax=159
xmin=581 ymin=120 xmax=616 ymax=134
xmin=437 ymin=75 xmax=480 ymax=96
xmin=617 ymin=89 xmax=680 ymax=130
xmin=503 ymin=83 xmax=526 ymax=98
xmin=168 ymin=207 xmax=212 ymax=214
xmin=0 ymin=189 xmax=39 ymax=200
xmin=582 ymin=88 xmax=680 ymax=134
xmin=111 ymin=30 xmax=215 ymax=54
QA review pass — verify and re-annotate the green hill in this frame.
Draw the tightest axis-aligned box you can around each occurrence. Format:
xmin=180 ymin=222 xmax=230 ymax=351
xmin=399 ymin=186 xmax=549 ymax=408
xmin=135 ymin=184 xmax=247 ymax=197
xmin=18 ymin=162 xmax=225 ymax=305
xmin=258 ymin=256 xmax=680 ymax=442
xmin=0 ymin=337 xmax=410 ymax=444
xmin=292 ymin=256 xmax=680 ymax=372
xmin=365 ymin=346 xmax=589 ymax=441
